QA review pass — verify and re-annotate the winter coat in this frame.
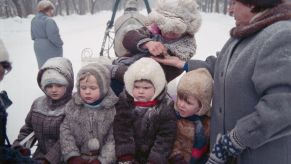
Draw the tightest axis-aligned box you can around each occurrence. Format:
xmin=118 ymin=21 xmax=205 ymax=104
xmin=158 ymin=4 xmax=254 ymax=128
xmin=122 ymin=26 xmax=195 ymax=81
xmin=114 ymin=90 xmax=177 ymax=164
xmin=170 ymin=116 xmax=210 ymax=163
xmin=31 ymin=12 xmax=63 ymax=68
xmin=60 ymin=89 xmax=118 ymax=164
xmin=13 ymin=57 xmax=74 ymax=164
xmin=186 ymin=3 xmax=291 ymax=164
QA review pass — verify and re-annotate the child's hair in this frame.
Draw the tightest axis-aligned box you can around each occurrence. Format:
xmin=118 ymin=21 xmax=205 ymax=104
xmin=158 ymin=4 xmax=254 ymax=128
xmin=79 ymin=72 xmax=94 ymax=83
xmin=177 ymin=90 xmax=202 ymax=108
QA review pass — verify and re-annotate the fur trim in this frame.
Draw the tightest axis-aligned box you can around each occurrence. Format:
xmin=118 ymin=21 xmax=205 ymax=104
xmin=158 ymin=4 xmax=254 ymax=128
xmin=0 ymin=39 xmax=9 ymax=63
xmin=76 ymin=62 xmax=110 ymax=99
xmin=37 ymin=0 xmax=55 ymax=12
xmin=148 ymin=0 xmax=201 ymax=35
xmin=177 ymin=68 xmax=213 ymax=116
xmin=124 ymin=57 xmax=166 ymax=100
xmin=231 ymin=2 xmax=291 ymax=38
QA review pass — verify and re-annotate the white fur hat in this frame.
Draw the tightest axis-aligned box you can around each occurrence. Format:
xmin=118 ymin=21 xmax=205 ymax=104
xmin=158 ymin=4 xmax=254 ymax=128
xmin=148 ymin=0 xmax=201 ymax=36
xmin=177 ymin=68 xmax=213 ymax=116
xmin=41 ymin=69 xmax=68 ymax=89
xmin=0 ymin=39 xmax=9 ymax=63
xmin=124 ymin=57 xmax=167 ymax=100
xmin=37 ymin=0 xmax=55 ymax=12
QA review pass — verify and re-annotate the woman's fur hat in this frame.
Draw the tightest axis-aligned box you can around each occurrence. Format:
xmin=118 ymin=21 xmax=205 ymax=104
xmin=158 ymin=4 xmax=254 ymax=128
xmin=37 ymin=0 xmax=55 ymax=12
xmin=124 ymin=57 xmax=167 ymax=100
xmin=148 ymin=0 xmax=202 ymax=36
xmin=177 ymin=68 xmax=213 ymax=116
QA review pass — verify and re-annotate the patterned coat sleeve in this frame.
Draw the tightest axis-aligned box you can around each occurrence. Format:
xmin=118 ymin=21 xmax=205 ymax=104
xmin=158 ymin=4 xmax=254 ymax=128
xmin=60 ymin=107 xmax=80 ymax=162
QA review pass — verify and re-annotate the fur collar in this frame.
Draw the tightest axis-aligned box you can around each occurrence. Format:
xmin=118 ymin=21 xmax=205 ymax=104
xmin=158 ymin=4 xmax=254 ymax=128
xmin=230 ymin=2 xmax=291 ymax=38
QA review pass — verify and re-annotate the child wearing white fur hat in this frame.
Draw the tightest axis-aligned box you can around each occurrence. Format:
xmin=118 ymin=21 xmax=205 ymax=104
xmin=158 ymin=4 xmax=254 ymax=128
xmin=114 ymin=57 xmax=177 ymax=164
xmin=170 ymin=68 xmax=213 ymax=164
xmin=112 ymin=0 xmax=201 ymax=83
xmin=60 ymin=62 xmax=118 ymax=164
xmin=12 ymin=57 xmax=74 ymax=164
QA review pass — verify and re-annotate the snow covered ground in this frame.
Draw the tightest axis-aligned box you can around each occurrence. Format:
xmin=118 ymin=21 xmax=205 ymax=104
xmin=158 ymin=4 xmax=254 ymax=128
xmin=0 ymin=10 xmax=234 ymax=141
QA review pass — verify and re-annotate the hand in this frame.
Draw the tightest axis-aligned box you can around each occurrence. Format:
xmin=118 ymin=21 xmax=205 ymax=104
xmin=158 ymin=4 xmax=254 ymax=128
xmin=143 ymin=41 xmax=167 ymax=57
xmin=68 ymin=156 xmax=88 ymax=164
xmin=206 ymin=130 xmax=245 ymax=164
xmin=88 ymin=159 xmax=101 ymax=164
xmin=151 ymin=55 xmax=185 ymax=69
xmin=206 ymin=134 xmax=227 ymax=164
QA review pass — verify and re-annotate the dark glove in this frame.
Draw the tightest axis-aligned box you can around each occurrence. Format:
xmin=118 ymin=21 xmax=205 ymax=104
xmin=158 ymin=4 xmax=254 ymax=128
xmin=68 ymin=156 xmax=88 ymax=164
xmin=88 ymin=159 xmax=101 ymax=164
xmin=15 ymin=146 xmax=31 ymax=157
xmin=169 ymin=154 xmax=187 ymax=164
xmin=117 ymin=154 xmax=135 ymax=164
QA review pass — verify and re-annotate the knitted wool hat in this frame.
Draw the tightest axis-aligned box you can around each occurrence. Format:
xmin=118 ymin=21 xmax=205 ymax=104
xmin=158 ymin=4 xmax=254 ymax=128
xmin=76 ymin=63 xmax=110 ymax=99
xmin=0 ymin=39 xmax=9 ymax=63
xmin=41 ymin=69 xmax=69 ymax=89
xmin=124 ymin=57 xmax=167 ymax=100
xmin=37 ymin=0 xmax=55 ymax=12
xmin=177 ymin=68 xmax=213 ymax=116
xmin=148 ymin=0 xmax=201 ymax=36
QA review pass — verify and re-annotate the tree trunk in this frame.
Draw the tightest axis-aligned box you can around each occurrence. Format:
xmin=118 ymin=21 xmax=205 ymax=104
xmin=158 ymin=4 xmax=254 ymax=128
xmin=72 ymin=0 xmax=79 ymax=14
xmin=215 ymin=0 xmax=219 ymax=13
xmin=223 ymin=0 xmax=228 ymax=14
xmin=64 ymin=0 xmax=70 ymax=15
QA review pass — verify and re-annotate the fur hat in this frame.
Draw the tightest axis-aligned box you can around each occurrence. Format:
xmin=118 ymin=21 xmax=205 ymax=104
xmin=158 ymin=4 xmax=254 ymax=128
xmin=0 ymin=39 xmax=9 ymax=63
xmin=41 ymin=69 xmax=69 ymax=89
xmin=76 ymin=63 xmax=110 ymax=99
xmin=37 ymin=0 xmax=55 ymax=12
xmin=124 ymin=57 xmax=167 ymax=100
xmin=177 ymin=68 xmax=213 ymax=116
xmin=148 ymin=0 xmax=201 ymax=36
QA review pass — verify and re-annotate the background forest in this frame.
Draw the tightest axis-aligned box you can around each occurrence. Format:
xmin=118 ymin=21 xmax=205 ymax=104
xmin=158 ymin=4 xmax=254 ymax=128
xmin=0 ymin=0 xmax=231 ymax=18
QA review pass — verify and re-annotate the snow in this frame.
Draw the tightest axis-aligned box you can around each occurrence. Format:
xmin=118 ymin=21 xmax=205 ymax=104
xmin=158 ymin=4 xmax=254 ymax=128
xmin=0 ymin=10 xmax=234 ymax=141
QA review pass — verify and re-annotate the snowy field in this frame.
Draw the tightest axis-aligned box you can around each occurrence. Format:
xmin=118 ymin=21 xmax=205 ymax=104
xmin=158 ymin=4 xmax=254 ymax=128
xmin=0 ymin=10 xmax=234 ymax=141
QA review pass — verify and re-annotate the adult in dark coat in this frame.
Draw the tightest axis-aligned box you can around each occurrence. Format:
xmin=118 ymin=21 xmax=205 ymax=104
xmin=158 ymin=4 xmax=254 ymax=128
xmin=153 ymin=0 xmax=291 ymax=164
xmin=32 ymin=0 xmax=63 ymax=69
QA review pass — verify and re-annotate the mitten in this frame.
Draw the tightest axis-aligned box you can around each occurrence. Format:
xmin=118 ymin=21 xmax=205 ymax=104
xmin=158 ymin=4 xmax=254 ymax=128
xmin=117 ymin=154 xmax=135 ymax=164
xmin=88 ymin=159 xmax=101 ymax=164
xmin=221 ymin=130 xmax=245 ymax=156
xmin=16 ymin=146 xmax=31 ymax=157
xmin=67 ymin=156 xmax=88 ymax=164
xmin=206 ymin=134 xmax=227 ymax=164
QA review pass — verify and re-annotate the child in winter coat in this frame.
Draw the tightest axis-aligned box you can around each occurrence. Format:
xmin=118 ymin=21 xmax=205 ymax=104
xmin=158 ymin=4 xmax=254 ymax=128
xmin=13 ymin=57 xmax=74 ymax=164
xmin=169 ymin=68 xmax=213 ymax=164
xmin=111 ymin=0 xmax=201 ymax=87
xmin=114 ymin=57 xmax=177 ymax=164
xmin=60 ymin=62 xmax=118 ymax=164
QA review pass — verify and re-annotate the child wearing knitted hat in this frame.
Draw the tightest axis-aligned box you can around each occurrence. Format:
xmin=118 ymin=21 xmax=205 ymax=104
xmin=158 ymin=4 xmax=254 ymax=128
xmin=169 ymin=68 xmax=213 ymax=164
xmin=114 ymin=57 xmax=177 ymax=163
xmin=12 ymin=57 xmax=74 ymax=164
xmin=60 ymin=62 xmax=118 ymax=164
xmin=112 ymin=0 xmax=201 ymax=83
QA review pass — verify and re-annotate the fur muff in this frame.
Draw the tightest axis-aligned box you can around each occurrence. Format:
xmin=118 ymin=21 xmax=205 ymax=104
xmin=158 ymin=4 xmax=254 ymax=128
xmin=177 ymin=68 xmax=213 ymax=116
xmin=148 ymin=0 xmax=202 ymax=36
xmin=123 ymin=57 xmax=167 ymax=100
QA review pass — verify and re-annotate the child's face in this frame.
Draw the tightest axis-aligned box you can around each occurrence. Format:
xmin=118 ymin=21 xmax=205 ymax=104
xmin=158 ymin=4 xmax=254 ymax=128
xmin=79 ymin=75 xmax=100 ymax=104
xmin=176 ymin=95 xmax=201 ymax=117
xmin=161 ymin=31 xmax=183 ymax=41
xmin=45 ymin=84 xmax=66 ymax=100
xmin=132 ymin=80 xmax=155 ymax=102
